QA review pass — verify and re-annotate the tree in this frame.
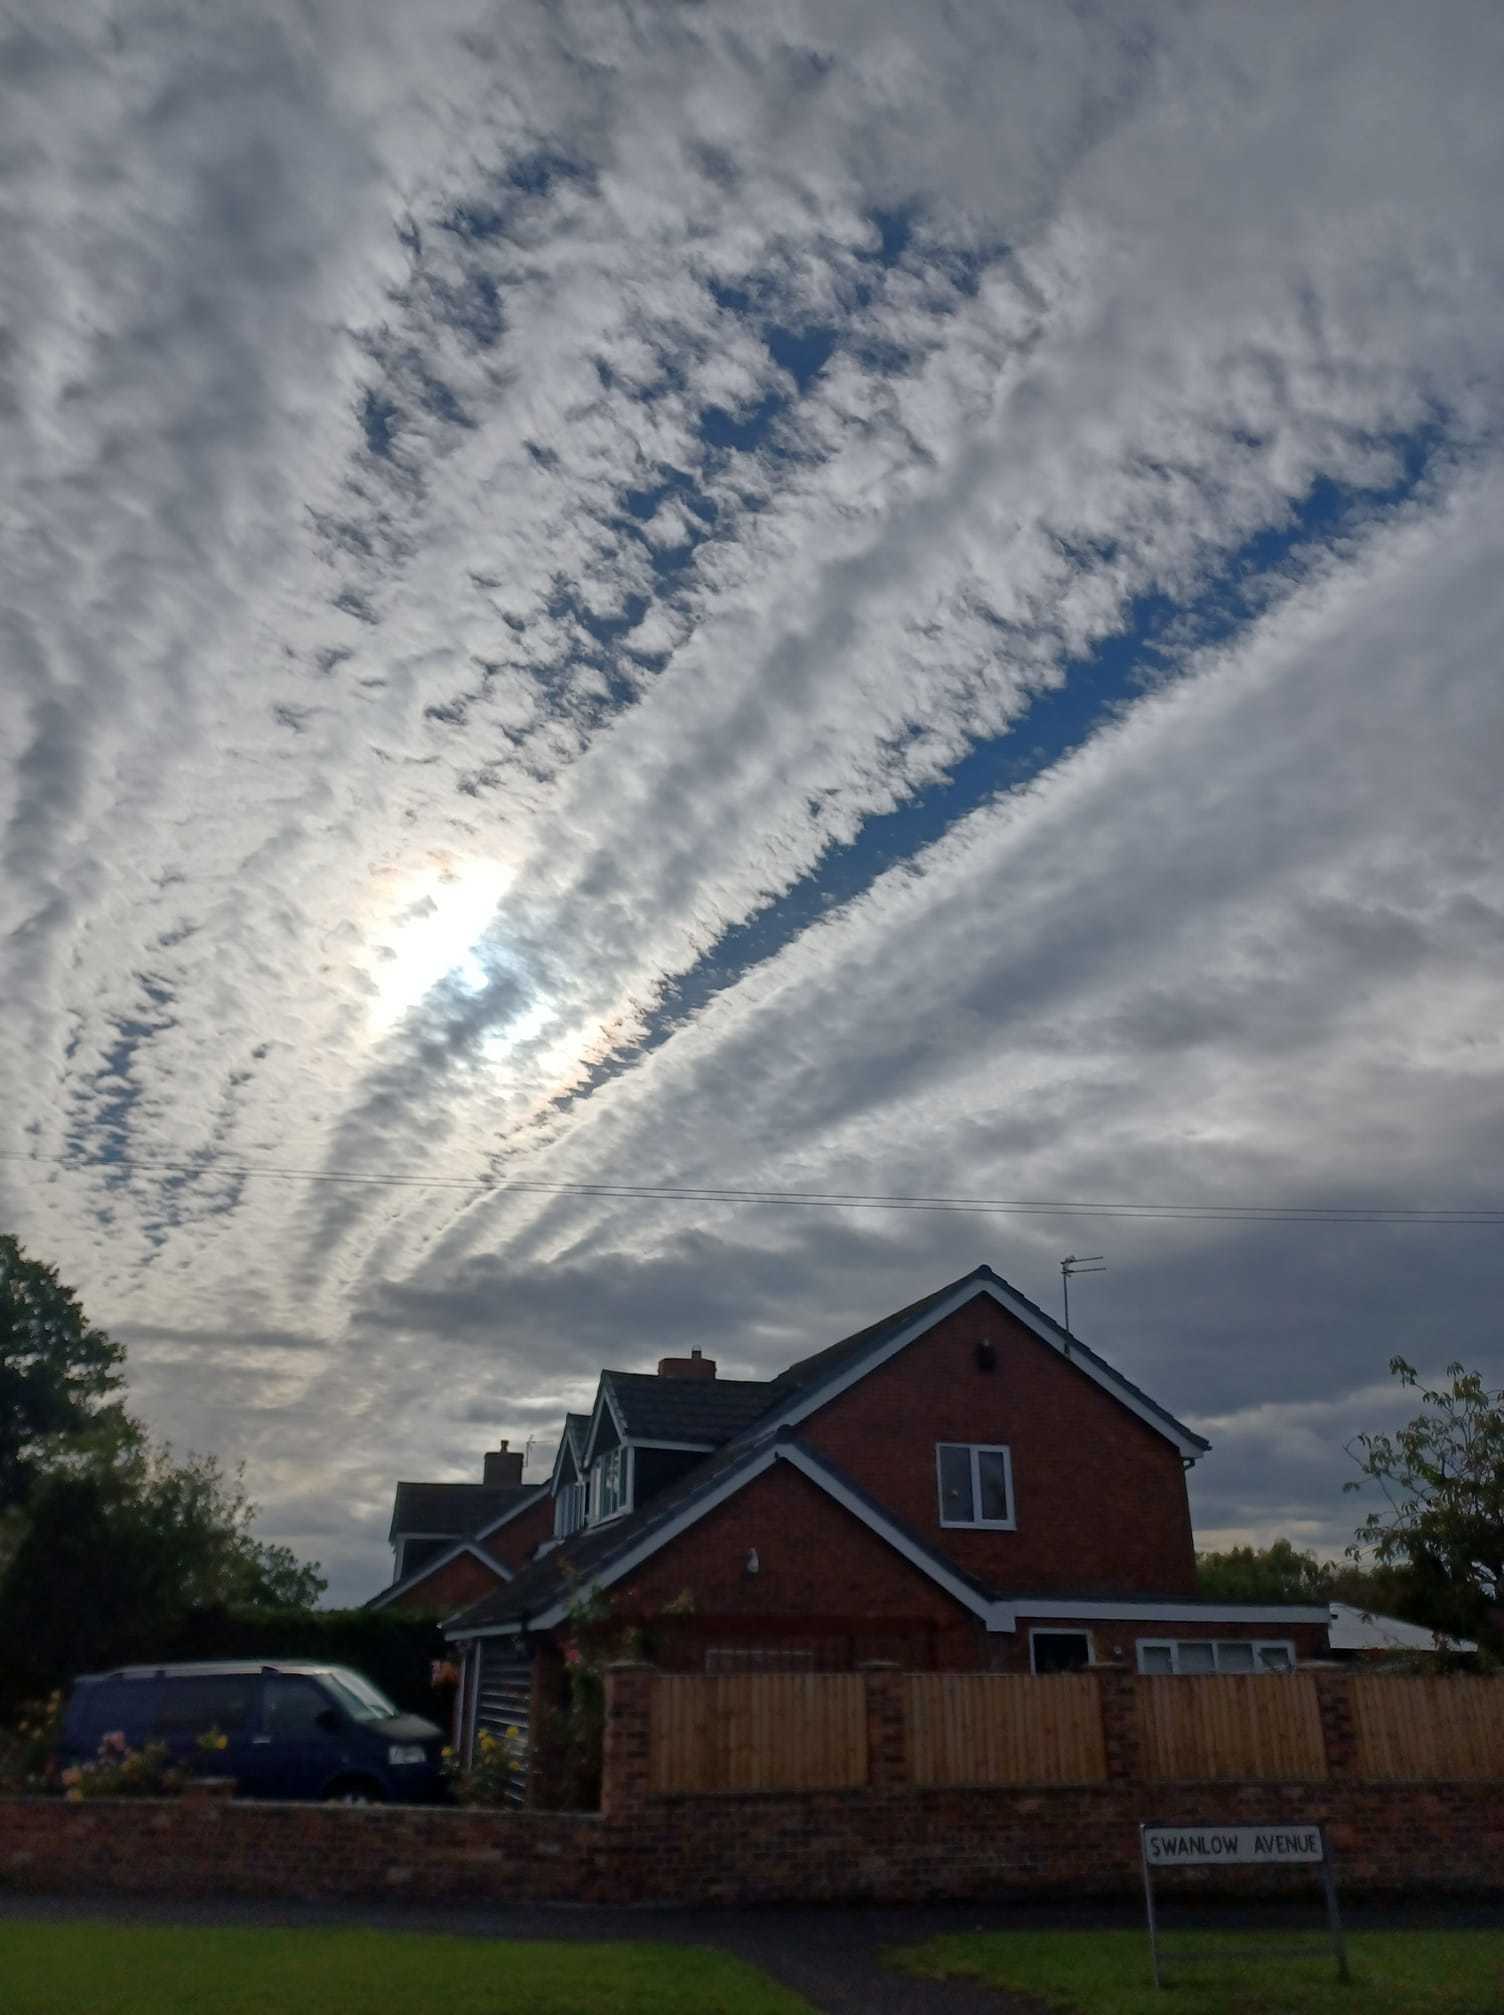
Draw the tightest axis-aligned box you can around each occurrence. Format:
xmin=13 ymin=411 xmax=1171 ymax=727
xmin=1346 ymin=1356 xmax=1504 ymax=1649
xmin=0 ymin=1235 xmax=126 ymax=1510
xmin=1196 ymin=1538 xmax=1336 ymax=1605
xmin=0 ymin=1236 xmax=326 ymax=1703
xmin=0 ymin=1431 xmax=326 ymax=1700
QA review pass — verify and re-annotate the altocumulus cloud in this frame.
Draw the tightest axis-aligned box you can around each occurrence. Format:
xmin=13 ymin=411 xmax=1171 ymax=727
xmin=1 ymin=1 xmax=1501 ymax=1598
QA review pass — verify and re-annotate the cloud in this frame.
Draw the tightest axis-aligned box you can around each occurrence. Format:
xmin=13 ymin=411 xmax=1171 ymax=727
xmin=2 ymin=2 xmax=1502 ymax=1599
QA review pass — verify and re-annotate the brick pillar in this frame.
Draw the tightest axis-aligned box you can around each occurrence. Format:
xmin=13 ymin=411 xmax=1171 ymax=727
xmin=1098 ymin=1668 xmax=1142 ymax=1782
xmin=1313 ymin=1669 xmax=1359 ymax=1779
xmin=600 ymin=1662 xmax=655 ymax=1819
xmin=860 ymin=1661 xmax=909 ymax=1790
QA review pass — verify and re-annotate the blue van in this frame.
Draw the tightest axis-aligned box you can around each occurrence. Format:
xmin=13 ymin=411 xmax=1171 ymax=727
xmin=59 ymin=1661 xmax=448 ymax=1803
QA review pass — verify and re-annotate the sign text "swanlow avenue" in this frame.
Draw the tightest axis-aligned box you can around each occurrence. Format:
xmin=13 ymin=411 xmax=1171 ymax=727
xmin=1143 ymin=1826 xmax=1324 ymax=1867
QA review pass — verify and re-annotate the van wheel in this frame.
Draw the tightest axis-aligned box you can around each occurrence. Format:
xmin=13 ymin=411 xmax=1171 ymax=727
xmin=324 ymin=1777 xmax=384 ymax=1805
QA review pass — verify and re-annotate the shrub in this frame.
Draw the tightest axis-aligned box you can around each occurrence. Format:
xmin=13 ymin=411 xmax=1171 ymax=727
xmin=444 ymin=1725 xmax=526 ymax=1805
xmin=0 ymin=1691 xmax=64 ymax=1793
xmin=60 ymin=1732 xmax=187 ymax=1800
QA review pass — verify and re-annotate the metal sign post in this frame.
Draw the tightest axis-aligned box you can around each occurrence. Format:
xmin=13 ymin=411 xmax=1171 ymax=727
xmin=1138 ymin=1822 xmax=1348 ymax=1989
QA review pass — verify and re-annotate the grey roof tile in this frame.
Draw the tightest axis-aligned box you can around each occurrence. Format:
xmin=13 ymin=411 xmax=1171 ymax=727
xmin=389 ymin=1481 xmax=536 ymax=1540
xmin=602 ymin=1370 xmax=776 ymax=1444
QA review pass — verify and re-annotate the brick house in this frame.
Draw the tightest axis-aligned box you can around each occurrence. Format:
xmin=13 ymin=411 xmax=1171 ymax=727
xmin=367 ymin=1440 xmax=552 ymax=1615
xmin=430 ymin=1265 xmax=1330 ymax=1767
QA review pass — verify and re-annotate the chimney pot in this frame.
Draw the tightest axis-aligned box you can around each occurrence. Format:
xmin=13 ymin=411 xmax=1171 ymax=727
xmin=483 ymin=1442 xmax=524 ymax=1487
xmin=656 ymin=1352 xmax=718 ymax=1380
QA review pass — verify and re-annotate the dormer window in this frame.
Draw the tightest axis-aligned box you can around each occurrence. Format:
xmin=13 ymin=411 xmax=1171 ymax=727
xmin=592 ymin=1446 xmax=628 ymax=1523
xmin=555 ymin=1479 xmax=588 ymax=1539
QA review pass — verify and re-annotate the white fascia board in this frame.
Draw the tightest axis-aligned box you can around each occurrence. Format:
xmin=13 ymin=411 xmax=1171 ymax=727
xmin=458 ymin=1440 xmax=1010 ymax=1639
xmin=367 ymin=1541 xmax=512 ymax=1612
xmin=629 ymin=1438 xmax=717 ymax=1453
xmin=549 ymin=1432 xmax=580 ymax=1494
xmin=518 ymin=1444 xmax=786 ymax=1632
xmin=1011 ymin=1599 xmax=1332 ymax=1623
xmin=474 ymin=1484 xmax=548 ymax=1542
xmin=581 ymin=1380 xmax=628 ymax=1470
xmin=776 ymin=1445 xmax=1006 ymax=1628
xmin=777 ymin=1279 xmax=1208 ymax=1461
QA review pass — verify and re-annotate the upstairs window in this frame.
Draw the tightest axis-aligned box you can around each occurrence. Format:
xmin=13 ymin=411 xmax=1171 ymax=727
xmin=936 ymin=1443 xmax=1015 ymax=1528
xmin=591 ymin=1446 xmax=628 ymax=1524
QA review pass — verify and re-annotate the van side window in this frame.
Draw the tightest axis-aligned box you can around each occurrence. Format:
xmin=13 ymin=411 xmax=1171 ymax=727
xmin=154 ymin=1676 xmax=256 ymax=1736
xmin=263 ymin=1677 xmax=334 ymax=1738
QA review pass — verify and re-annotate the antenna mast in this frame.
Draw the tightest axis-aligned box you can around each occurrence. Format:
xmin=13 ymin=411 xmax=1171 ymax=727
xmin=1060 ymin=1253 xmax=1106 ymax=1344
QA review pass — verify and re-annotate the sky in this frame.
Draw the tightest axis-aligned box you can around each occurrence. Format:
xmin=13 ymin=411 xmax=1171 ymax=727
xmin=3 ymin=1 xmax=1503 ymax=1605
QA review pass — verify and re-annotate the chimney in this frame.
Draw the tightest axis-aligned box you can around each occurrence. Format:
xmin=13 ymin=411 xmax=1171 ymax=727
xmin=482 ymin=1440 xmax=524 ymax=1487
xmin=656 ymin=1347 xmax=717 ymax=1381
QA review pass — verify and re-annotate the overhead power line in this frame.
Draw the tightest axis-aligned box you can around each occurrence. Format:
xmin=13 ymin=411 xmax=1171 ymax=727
xmin=1 ymin=1147 xmax=1499 ymax=1226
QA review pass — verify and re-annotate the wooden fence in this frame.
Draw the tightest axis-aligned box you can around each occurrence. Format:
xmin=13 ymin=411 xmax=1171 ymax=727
xmin=1351 ymin=1675 xmax=1504 ymax=1781
xmin=907 ymin=1673 xmax=1107 ymax=1785
xmin=1136 ymin=1673 xmax=1328 ymax=1781
xmin=640 ymin=1669 xmax=1502 ymax=1796
xmin=649 ymin=1672 xmax=867 ymax=1794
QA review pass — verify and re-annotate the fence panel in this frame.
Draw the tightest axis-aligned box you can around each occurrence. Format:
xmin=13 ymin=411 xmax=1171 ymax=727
xmin=1351 ymin=1675 xmax=1504 ymax=1781
xmin=1137 ymin=1674 xmax=1327 ymax=1781
xmin=906 ymin=1674 xmax=1108 ymax=1785
xmin=648 ymin=1673 xmax=867 ymax=1794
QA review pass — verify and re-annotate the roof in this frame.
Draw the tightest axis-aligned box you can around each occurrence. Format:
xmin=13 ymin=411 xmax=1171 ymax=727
xmin=79 ymin=1661 xmax=351 ymax=1681
xmin=601 ymin=1369 xmax=776 ymax=1444
xmin=1326 ymin=1602 xmax=1477 ymax=1654
xmin=440 ymin=1261 xmax=1211 ymax=1632
xmin=772 ymin=1264 xmax=1208 ymax=1457
xmin=446 ymin=1424 xmax=996 ymax=1637
xmin=388 ymin=1481 xmax=536 ymax=1541
xmin=445 ymin=1423 xmax=1322 ymax=1642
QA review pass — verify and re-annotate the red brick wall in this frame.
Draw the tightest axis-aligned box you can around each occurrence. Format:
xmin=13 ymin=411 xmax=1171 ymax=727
xmin=382 ymin=1495 xmax=552 ymax=1616
xmin=384 ymin=1549 xmax=505 ymax=1617
xmin=484 ymin=1493 xmax=553 ymax=1573
xmin=612 ymin=1461 xmax=986 ymax=1666
xmin=797 ymin=1295 xmax=1198 ymax=1595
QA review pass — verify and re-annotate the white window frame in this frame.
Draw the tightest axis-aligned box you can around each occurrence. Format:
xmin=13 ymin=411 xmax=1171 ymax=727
xmin=1135 ymin=1637 xmax=1297 ymax=1675
xmin=554 ymin=1478 xmax=589 ymax=1539
xmin=1028 ymin=1627 xmax=1094 ymax=1674
xmin=589 ymin=1445 xmax=630 ymax=1526
xmin=936 ymin=1442 xmax=1016 ymax=1530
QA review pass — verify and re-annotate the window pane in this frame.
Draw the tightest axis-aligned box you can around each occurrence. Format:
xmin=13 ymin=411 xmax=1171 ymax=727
xmin=263 ymin=1678 xmax=332 ymax=1739
xmin=1138 ymin=1645 xmax=1174 ymax=1673
xmin=1258 ymin=1644 xmax=1293 ymax=1671
xmin=154 ymin=1677 xmax=256 ymax=1735
xmin=1177 ymin=1641 xmax=1216 ymax=1673
xmin=937 ymin=1445 xmax=975 ymax=1522
xmin=1215 ymin=1642 xmax=1255 ymax=1672
xmin=976 ymin=1450 xmax=1011 ymax=1522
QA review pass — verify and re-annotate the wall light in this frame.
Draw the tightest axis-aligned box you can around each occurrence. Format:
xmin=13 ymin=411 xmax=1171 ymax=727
xmin=745 ymin=1548 xmax=760 ymax=1577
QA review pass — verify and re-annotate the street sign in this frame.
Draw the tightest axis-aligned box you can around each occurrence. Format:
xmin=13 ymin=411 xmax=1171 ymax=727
xmin=1139 ymin=1821 xmax=1348 ymax=1989
xmin=1143 ymin=1825 xmax=1324 ymax=1867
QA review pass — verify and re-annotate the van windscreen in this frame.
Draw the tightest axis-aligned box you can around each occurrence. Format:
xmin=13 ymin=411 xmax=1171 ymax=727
xmin=319 ymin=1669 xmax=399 ymax=1722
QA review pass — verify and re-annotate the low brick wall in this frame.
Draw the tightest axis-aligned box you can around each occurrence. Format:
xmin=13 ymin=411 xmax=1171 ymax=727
xmin=4 ymin=1663 xmax=1500 ymax=1907
xmin=3 ymin=1778 xmax=1501 ymax=1908
xmin=0 ymin=1798 xmax=610 ymax=1905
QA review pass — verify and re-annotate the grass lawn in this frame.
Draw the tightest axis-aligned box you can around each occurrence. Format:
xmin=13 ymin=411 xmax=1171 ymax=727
xmin=0 ymin=1919 xmax=817 ymax=2015
xmin=888 ymin=1928 xmax=1504 ymax=2014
